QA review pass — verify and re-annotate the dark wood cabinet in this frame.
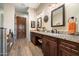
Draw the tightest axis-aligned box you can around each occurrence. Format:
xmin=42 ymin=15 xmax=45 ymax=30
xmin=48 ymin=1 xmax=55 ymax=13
xmin=42 ymin=36 xmax=57 ymax=56
xmin=31 ymin=32 xmax=79 ymax=56
xmin=31 ymin=32 xmax=36 ymax=45
xmin=59 ymin=39 xmax=79 ymax=56
xmin=42 ymin=37 xmax=49 ymax=56
xmin=49 ymin=40 xmax=57 ymax=56
xmin=31 ymin=32 xmax=42 ymax=48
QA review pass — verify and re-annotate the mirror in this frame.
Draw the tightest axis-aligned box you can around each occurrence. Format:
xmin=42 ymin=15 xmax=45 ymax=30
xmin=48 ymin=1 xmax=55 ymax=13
xmin=51 ymin=4 xmax=65 ymax=27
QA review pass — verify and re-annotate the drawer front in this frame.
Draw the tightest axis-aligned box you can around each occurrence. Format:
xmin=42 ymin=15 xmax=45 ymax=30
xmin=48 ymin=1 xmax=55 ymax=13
xmin=36 ymin=34 xmax=42 ymax=38
xmin=59 ymin=39 xmax=79 ymax=56
xmin=60 ymin=39 xmax=79 ymax=51
xmin=60 ymin=44 xmax=79 ymax=56
xmin=43 ymin=35 xmax=57 ymax=42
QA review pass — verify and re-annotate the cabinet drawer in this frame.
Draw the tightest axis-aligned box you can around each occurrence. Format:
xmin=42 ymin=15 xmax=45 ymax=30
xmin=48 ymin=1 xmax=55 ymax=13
xmin=59 ymin=39 xmax=79 ymax=56
xmin=59 ymin=46 xmax=79 ymax=56
xmin=60 ymin=44 xmax=79 ymax=54
xmin=34 ymin=33 xmax=42 ymax=38
xmin=43 ymin=35 xmax=57 ymax=42
xmin=60 ymin=39 xmax=79 ymax=51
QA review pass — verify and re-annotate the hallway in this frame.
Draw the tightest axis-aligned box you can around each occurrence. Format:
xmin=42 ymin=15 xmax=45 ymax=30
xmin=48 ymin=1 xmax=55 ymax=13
xmin=9 ymin=39 xmax=43 ymax=56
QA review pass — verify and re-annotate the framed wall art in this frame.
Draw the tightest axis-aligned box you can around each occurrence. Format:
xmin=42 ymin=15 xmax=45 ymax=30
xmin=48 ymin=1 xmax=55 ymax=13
xmin=31 ymin=21 xmax=35 ymax=28
xmin=37 ymin=17 xmax=42 ymax=28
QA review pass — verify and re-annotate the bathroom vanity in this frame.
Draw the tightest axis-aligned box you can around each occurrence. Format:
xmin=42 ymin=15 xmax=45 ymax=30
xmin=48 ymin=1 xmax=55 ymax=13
xmin=31 ymin=31 xmax=79 ymax=56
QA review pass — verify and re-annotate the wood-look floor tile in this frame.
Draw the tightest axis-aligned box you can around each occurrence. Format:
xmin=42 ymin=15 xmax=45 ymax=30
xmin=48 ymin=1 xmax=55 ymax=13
xmin=9 ymin=39 xmax=43 ymax=56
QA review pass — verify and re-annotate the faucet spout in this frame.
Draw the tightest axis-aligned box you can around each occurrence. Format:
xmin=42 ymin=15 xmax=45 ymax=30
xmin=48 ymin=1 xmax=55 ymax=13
xmin=54 ymin=29 xmax=57 ymax=33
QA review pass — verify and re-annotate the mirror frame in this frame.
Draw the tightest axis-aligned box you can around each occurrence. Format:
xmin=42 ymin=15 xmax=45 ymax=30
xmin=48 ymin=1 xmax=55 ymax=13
xmin=51 ymin=4 xmax=65 ymax=27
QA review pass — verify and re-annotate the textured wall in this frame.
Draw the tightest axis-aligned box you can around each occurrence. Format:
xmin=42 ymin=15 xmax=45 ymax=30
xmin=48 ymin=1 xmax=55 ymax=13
xmin=3 ymin=4 xmax=15 ymax=35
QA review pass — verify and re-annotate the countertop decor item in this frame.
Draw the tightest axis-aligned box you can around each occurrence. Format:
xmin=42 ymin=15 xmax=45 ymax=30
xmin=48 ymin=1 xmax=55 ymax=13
xmin=68 ymin=16 xmax=76 ymax=35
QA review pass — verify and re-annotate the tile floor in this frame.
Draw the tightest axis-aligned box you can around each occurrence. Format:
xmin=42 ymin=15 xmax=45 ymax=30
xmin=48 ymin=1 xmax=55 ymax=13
xmin=9 ymin=39 xmax=43 ymax=56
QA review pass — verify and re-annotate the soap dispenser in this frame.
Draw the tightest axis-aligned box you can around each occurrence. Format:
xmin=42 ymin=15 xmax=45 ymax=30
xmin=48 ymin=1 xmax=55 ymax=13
xmin=68 ymin=16 xmax=76 ymax=35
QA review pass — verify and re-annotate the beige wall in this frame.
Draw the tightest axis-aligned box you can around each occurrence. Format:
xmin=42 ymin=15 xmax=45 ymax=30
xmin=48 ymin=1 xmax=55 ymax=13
xmin=3 ymin=4 xmax=15 ymax=35
xmin=29 ymin=8 xmax=37 ymax=30
xmin=28 ymin=8 xmax=37 ymax=41
xmin=36 ymin=3 xmax=79 ymax=32
xmin=0 ymin=10 xmax=3 ymax=27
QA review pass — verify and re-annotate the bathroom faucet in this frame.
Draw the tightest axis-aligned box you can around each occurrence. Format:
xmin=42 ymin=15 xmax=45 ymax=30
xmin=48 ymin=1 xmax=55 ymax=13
xmin=54 ymin=29 xmax=57 ymax=33
xmin=51 ymin=29 xmax=57 ymax=33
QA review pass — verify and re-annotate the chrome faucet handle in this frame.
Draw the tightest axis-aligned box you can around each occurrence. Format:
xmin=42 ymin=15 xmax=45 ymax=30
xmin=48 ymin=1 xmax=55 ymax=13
xmin=54 ymin=29 xmax=57 ymax=33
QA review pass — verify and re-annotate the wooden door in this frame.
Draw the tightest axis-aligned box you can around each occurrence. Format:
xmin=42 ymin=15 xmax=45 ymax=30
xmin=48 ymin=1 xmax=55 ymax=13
xmin=16 ymin=16 xmax=26 ymax=39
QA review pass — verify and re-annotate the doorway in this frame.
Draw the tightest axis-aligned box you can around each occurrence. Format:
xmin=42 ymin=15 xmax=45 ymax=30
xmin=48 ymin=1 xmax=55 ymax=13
xmin=16 ymin=16 xmax=26 ymax=39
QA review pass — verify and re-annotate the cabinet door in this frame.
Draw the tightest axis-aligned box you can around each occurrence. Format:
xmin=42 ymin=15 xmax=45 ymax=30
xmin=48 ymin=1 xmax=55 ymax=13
xmin=42 ymin=36 xmax=57 ymax=56
xmin=42 ymin=39 xmax=49 ymax=56
xmin=48 ymin=40 xmax=57 ymax=56
xmin=46 ymin=39 xmax=57 ymax=56
xmin=31 ymin=33 xmax=36 ymax=45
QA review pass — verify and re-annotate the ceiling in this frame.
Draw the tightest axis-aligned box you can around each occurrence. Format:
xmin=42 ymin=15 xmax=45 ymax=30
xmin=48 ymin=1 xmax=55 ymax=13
xmin=14 ymin=3 xmax=40 ymax=14
xmin=0 ymin=3 xmax=3 ymax=9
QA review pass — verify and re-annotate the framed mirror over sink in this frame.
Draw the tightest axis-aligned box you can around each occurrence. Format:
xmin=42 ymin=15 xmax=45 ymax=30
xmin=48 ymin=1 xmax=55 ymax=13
xmin=51 ymin=4 xmax=65 ymax=27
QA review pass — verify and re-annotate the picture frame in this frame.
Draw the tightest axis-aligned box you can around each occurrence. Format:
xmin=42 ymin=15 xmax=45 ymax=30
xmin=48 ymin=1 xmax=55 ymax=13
xmin=37 ymin=17 xmax=42 ymax=28
xmin=31 ymin=21 xmax=35 ymax=28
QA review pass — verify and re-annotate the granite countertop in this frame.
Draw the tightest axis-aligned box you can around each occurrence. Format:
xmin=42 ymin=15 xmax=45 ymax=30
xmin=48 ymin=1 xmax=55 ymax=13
xmin=31 ymin=31 xmax=79 ymax=43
